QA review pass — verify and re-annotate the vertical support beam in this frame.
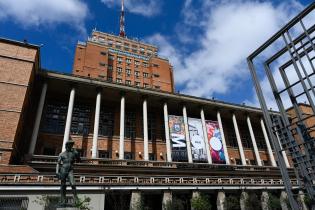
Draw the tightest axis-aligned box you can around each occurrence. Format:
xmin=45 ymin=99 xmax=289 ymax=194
xmin=92 ymin=91 xmax=101 ymax=158
xmin=29 ymin=83 xmax=47 ymax=155
xmin=217 ymin=191 xmax=226 ymax=210
xmin=232 ymin=113 xmax=246 ymax=165
xmin=280 ymin=191 xmax=289 ymax=210
xmin=119 ymin=94 xmax=125 ymax=160
xmin=240 ymin=191 xmax=249 ymax=210
xmin=130 ymin=191 xmax=142 ymax=210
xmin=62 ymin=87 xmax=75 ymax=152
xmin=247 ymin=116 xmax=262 ymax=166
xmin=183 ymin=105 xmax=193 ymax=163
xmin=162 ymin=190 xmax=172 ymax=210
xmin=260 ymin=118 xmax=277 ymax=167
xmin=217 ymin=111 xmax=230 ymax=165
xmin=200 ymin=108 xmax=212 ymax=164
xmin=261 ymin=191 xmax=269 ymax=210
xmin=163 ymin=102 xmax=172 ymax=162
xmin=143 ymin=98 xmax=149 ymax=161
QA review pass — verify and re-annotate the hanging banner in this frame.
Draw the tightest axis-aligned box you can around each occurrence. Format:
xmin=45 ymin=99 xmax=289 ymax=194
xmin=188 ymin=118 xmax=207 ymax=162
xmin=206 ymin=120 xmax=226 ymax=164
xmin=168 ymin=115 xmax=188 ymax=162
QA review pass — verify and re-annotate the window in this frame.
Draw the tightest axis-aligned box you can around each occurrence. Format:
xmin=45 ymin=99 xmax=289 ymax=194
xmin=100 ymin=51 xmax=106 ymax=56
xmin=153 ymin=73 xmax=160 ymax=77
xmin=126 ymin=58 xmax=132 ymax=64
xmin=108 ymin=65 xmax=113 ymax=70
xmin=117 ymin=67 xmax=123 ymax=76
xmin=135 ymin=82 xmax=141 ymax=87
xmin=125 ymin=112 xmax=136 ymax=139
xmin=117 ymin=57 xmax=123 ymax=62
xmin=132 ymin=48 xmax=138 ymax=53
xmin=124 ymin=152 xmax=135 ymax=160
xmin=99 ymin=109 xmax=114 ymax=136
xmin=144 ymin=83 xmax=150 ymax=88
xmin=148 ymin=113 xmax=156 ymax=141
xmin=126 ymin=80 xmax=131 ymax=85
xmin=98 ymin=150 xmax=111 ymax=159
xmin=126 ymin=69 xmax=131 ymax=76
xmin=116 ymin=78 xmax=122 ymax=83
xmin=109 ymin=54 xmax=115 ymax=60
xmin=41 ymin=102 xmax=67 ymax=134
xmin=143 ymin=62 xmax=148 ymax=67
xmin=77 ymin=149 xmax=86 ymax=157
xmin=99 ymin=62 xmax=106 ymax=67
xmin=226 ymin=126 xmax=238 ymax=147
xmin=140 ymin=47 xmax=145 ymax=52
xmin=149 ymin=153 xmax=156 ymax=161
xmin=107 ymin=76 xmax=113 ymax=82
xmin=135 ymin=71 xmax=140 ymax=78
xmin=71 ymin=104 xmax=91 ymax=136
xmin=154 ymin=86 xmax=160 ymax=90
xmin=153 ymin=64 xmax=159 ymax=67
xmin=143 ymin=72 xmax=149 ymax=78
xmin=134 ymin=60 xmax=140 ymax=66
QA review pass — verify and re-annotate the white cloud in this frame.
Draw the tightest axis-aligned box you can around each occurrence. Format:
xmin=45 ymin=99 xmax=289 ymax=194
xmin=146 ymin=0 xmax=304 ymax=105
xmin=0 ymin=0 xmax=88 ymax=35
xmin=101 ymin=0 xmax=161 ymax=17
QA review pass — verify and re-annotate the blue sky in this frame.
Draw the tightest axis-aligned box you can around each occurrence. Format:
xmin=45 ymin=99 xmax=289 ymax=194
xmin=0 ymin=0 xmax=313 ymax=107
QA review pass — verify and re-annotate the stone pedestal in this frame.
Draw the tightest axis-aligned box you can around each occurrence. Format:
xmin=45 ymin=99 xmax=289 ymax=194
xmin=191 ymin=191 xmax=200 ymax=210
xmin=280 ymin=191 xmax=289 ymax=210
xmin=162 ymin=190 xmax=172 ymax=210
xmin=298 ymin=190 xmax=309 ymax=210
xmin=261 ymin=191 xmax=269 ymax=210
xmin=217 ymin=191 xmax=226 ymax=210
xmin=240 ymin=191 xmax=249 ymax=210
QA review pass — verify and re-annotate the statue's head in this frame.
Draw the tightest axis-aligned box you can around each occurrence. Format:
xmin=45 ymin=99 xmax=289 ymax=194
xmin=65 ymin=139 xmax=74 ymax=151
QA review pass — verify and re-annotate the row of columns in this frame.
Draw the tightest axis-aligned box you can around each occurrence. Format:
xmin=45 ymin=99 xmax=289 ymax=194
xmin=129 ymin=190 xmax=308 ymax=210
xmin=29 ymin=84 xmax=290 ymax=168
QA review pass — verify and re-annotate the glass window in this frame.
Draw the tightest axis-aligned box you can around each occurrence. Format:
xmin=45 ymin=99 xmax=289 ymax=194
xmin=99 ymin=109 xmax=114 ymax=136
xmin=148 ymin=113 xmax=156 ymax=141
xmin=40 ymin=102 xmax=67 ymax=134
xmin=143 ymin=72 xmax=149 ymax=78
xmin=135 ymin=82 xmax=141 ymax=87
xmin=149 ymin=153 xmax=156 ymax=161
xmin=117 ymin=57 xmax=123 ymax=62
xmin=116 ymin=78 xmax=122 ymax=83
xmin=126 ymin=58 xmax=132 ymax=64
xmin=109 ymin=54 xmax=115 ymax=60
xmin=124 ymin=152 xmax=134 ymax=160
xmin=144 ymin=83 xmax=150 ymax=88
xmin=135 ymin=71 xmax=140 ymax=78
xmin=98 ymin=150 xmax=111 ymax=159
xmin=108 ymin=65 xmax=113 ymax=70
xmin=71 ymin=104 xmax=91 ymax=136
xmin=125 ymin=112 xmax=136 ymax=139
xmin=126 ymin=80 xmax=131 ymax=85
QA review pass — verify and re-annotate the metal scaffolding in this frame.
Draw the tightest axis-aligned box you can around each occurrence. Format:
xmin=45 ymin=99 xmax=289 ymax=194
xmin=247 ymin=2 xmax=315 ymax=209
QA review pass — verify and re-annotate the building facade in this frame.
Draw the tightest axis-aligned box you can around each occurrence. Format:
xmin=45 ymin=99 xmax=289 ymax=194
xmin=0 ymin=33 xmax=308 ymax=209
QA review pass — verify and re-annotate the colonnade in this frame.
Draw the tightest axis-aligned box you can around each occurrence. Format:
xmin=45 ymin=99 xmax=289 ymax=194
xmin=29 ymin=84 xmax=290 ymax=167
xmin=129 ymin=190 xmax=307 ymax=210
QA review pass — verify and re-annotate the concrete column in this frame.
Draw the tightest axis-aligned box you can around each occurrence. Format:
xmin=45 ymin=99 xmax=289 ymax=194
xmin=183 ymin=105 xmax=193 ymax=163
xmin=260 ymin=118 xmax=277 ymax=167
xmin=29 ymin=83 xmax=47 ymax=155
xmin=130 ymin=191 xmax=142 ymax=210
xmin=240 ymin=191 xmax=249 ymax=210
xmin=232 ymin=114 xmax=246 ymax=165
xmin=217 ymin=111 xmax=230 ymax=165
xmin=217 ymin=191 xmax=226 ymax=210
xmin=298 ymin=190 xmax=309 ymax=210
xmin=280 ymin=191 xmax=289 ymax=210
xmin=261 ymin=191 xmax=269 ymax=210
xmin=92 ymin=91 xmax=101 ymax=158
xmin=247 ymin=116 xmax=262 ymax=166
xmin=191 ymin=191 xmax=201 ymax=210
xmin=162 ymin=190 xmax=172 ymax=210
xmin=62 ymin=87 xmax=75 ymax=152
xmin=143 ymin=98 xmax=149 ymax=161
xmin=119 ymin=95 xmax=125 ymax=159
xmin=164 ymin=102 xmax=172 ymax=162
xmin=275 ymin=131 xmax=290 ymax=168
xmin=200 ymin=108 xmax=212 ymax=164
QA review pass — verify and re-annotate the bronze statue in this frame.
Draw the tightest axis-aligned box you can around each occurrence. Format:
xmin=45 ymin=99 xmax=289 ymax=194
xmin=56 ymin=139 xmax=80 ymax=206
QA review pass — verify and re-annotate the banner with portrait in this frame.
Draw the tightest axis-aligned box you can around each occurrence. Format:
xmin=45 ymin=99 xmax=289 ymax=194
xmin=168 ymin=115 xmax=188 ymax=161
xmin=206 ymin=120 xmax=226 ymax=164
xmin=188 ymin=118 xmax=207 ymax=162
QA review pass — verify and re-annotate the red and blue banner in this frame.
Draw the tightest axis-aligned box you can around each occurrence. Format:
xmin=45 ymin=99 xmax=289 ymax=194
xmin=206 ymin=120 xmax=226 ymax=164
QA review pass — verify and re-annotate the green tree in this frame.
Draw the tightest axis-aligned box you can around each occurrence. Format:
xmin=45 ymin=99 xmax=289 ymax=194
xmin=245 ymin=193 xmax=261 ymax=210
xmin=191 ymin=194 xmax=212 ymax=210
xmin=225 ymin=195 xmax=240 ymax=210
xmin=268 ymin=193 xmax=281 ymax=210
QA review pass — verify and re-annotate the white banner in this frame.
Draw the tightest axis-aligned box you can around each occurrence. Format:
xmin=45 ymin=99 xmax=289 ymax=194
xmin=188 ymin=118 xmax=207 ymax=161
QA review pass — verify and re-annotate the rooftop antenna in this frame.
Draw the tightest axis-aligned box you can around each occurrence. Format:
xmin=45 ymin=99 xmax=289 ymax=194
xmin=119 ymin=0 xmax=126 ymax=37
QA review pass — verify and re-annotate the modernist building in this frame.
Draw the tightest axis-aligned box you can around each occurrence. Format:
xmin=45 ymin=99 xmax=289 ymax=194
xmin=0 ymin=34 xmax=307 ymax=210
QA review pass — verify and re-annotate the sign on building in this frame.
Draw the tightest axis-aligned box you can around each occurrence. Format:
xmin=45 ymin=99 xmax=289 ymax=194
xmin=188 ymin=118 xmax=207 ymax=162
xmin=206 ymin=121 xmax=226 ymax=164
xmin=168 ymin=115 xmax=188 ymax=162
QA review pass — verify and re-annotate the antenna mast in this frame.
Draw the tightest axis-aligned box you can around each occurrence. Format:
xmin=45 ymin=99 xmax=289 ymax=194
xmin=119 ymin=0 xmax=126 ymax=37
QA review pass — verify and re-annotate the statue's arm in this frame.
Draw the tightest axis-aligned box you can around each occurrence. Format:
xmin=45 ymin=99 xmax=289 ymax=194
xmin=56 ymin=155 xmax=61 ymax=177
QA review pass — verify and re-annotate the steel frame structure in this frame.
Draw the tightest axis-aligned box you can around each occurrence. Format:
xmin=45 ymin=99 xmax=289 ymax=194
xmin=247 ymin=2 xmax=315 ymax=209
